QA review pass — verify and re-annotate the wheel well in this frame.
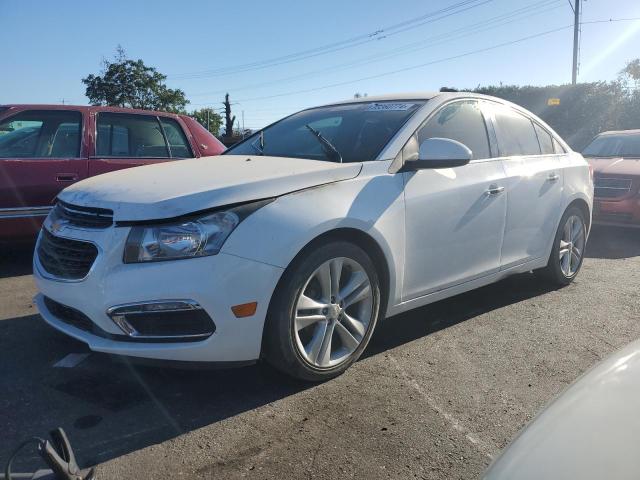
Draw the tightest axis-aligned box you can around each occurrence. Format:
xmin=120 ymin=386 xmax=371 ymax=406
xmin=260 ymin=228 xmax=391 ymax=358
xmin=567 ymin=198 xmax=591 ymax=231
xmin=300 ymin=229 xmax=391 ymax=307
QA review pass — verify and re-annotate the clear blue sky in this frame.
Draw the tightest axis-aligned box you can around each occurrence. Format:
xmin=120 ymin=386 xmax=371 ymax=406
xmin=2 ymin=0 xmax=639 ymax=129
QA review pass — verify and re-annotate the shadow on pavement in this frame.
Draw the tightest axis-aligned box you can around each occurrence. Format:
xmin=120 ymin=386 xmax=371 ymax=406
xmin=585 ymin=225 xmax=640 ymax=260
xmin=367 ymin=272 xmax=558 ymax=357
xmin=0 ymin=270 xmax=560 ymax=472
xmin=0 ymin=241 xmax=35 ymax=279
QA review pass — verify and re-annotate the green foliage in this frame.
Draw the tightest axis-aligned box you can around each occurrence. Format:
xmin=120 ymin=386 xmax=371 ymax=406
xmin=82 ymin=46 xmax=188 ymax=113
xmin=465 ymin=60 xmax=640 ymax=150
xmin=473 ymin=81 xmax=637 ymax=149
xmin=190 ymin=108 xmax=223 ymax=136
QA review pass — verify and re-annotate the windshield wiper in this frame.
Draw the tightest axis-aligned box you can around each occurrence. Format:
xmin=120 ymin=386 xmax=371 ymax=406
xmin=250 ymin=130 xmax=265 ymax=155
xmin=305 ymin=124 xmax=342 ymax=163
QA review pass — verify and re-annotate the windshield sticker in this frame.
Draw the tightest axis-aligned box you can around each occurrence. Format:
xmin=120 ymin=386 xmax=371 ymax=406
xmin=366 ymin=103 xmax=415 ymax=112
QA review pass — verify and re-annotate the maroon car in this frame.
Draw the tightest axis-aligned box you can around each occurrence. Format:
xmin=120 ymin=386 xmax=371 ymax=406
xmin=584 ymin=129 xmax=640 ymax=227
xmin=0 ymin=105 xmax=225 ymax=240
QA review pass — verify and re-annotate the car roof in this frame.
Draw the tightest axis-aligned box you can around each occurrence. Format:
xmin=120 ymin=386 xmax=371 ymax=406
xmin=320 ymin=91 xmax=440 ymax=106
xmin=597 ymin=129 xmax=640 ymax=137
xmin=0 ymin=104 xmax=184 ymax=117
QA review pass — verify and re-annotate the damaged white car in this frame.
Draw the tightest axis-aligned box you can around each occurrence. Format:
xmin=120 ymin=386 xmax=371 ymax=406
xmin=33 ymin=92 xmax=592 ymax=380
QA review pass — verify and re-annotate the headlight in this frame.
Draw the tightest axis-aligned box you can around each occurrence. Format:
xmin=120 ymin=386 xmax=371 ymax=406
xmin=123 ymin=200 xmax=272 ymax=263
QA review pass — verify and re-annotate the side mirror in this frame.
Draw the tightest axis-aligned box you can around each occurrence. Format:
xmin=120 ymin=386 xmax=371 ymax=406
xmin=401 ymin=137 xmax=472 ymax=171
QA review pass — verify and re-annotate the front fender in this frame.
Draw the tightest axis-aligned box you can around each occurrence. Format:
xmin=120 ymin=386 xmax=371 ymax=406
xmin=221 ymin=162 xmax=405 ymax=313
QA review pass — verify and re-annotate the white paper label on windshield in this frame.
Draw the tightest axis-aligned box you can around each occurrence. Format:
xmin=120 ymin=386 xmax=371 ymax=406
xmin=366 ymin=103 xmax=415 ymax=112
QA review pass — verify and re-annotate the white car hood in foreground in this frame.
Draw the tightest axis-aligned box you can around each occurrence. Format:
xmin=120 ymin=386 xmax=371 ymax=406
xmin=485 ymin=338 xmax=640 ymax=480
xmin=59 ymin=155 xmax=362 ymax=221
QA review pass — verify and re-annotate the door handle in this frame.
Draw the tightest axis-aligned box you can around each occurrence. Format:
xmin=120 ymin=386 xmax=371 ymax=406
xmin=547 ymin=173 xmax=560 ymax=182
xmin=56 ymin=174 xmax=78 ymax=182
xmin=486 ymin=185 xmax=505 ymax=195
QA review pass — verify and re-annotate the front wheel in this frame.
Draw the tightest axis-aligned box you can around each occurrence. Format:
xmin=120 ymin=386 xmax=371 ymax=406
xmin=263 ymin=241 xmax=381 ymax=381
xmin=536 ymin=206 xmax=587 ymax=285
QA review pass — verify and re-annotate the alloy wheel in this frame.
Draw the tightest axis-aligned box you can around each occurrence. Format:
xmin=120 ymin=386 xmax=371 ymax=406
xmin=293 ymin=257 xmax=373 ymax=368
xmin=559 ymin=214 xmax=585 ymax=277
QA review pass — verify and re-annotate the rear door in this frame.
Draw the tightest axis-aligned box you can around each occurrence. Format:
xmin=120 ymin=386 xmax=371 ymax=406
xmin=489 ymin=103 xmax=564 ymax=268
xmin=89 ymin=112 xmax=194 ymax=176
xmin=0 ymin=109 xmax=87 ymax=238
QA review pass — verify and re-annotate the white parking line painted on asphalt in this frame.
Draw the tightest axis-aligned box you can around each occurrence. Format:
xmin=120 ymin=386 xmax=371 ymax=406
xmin=53 ymin=353 xmax=90 ymax=368
xmin=388 ymin=353 xmax=498 ymax=460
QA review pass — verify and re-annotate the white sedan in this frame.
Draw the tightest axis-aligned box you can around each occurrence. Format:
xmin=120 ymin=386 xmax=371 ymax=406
xmin=33 ymin=92 xmax=593 ymax=381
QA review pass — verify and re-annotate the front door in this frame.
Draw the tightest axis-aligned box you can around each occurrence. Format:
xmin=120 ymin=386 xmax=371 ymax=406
xmin=0 ymin=109 xmax=87 ymax=238
xmin=402 ymin=100 xmax=507 ymax=300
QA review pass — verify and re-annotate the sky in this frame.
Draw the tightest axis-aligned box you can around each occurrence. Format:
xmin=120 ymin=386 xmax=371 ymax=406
xmin=2 ymin=0 xmax=640 ymax=129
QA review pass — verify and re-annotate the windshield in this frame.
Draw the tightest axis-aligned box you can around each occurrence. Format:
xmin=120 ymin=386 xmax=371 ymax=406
xmin=583 ymin=133 xmax=640 ymax=158
xmin=224 ymin=101 xmax=424 ymax=163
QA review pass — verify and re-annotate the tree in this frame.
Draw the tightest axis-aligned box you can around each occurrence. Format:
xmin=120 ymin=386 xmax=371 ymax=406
xmin=223 ymin=93 xmax=236 ymax=138
xmin=82 ymin=46 xmax=188 ymax=113
xmin=620 ymin=58 xmax=640 ymax=90
xmin=473 ymin=81 xmax=630 ymax=149
xmin=190 ymin=108 xmax=223 ymax=136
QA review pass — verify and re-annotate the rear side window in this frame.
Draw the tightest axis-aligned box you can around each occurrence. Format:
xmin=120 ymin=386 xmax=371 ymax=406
xmin=416 ymin=100 xmax=491 ymax=160
xmin=533 ymin=124 xmax=554 ymax=155
xmin=159 ymin=118 xmax=192 ymax=158
xmin=493 ymin=106 xmax=541 ymax=156
xmin=552 ymin=137 xmax=566 ymax=154
xmin=96 ymin=113 xmax=169 ymax=158
xmin=0 ymin=110 xmax=81 ymax=158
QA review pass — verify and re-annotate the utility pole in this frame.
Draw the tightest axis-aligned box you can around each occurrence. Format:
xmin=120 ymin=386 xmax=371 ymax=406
xmin=571 ymin=0 xmax=580 ymax=85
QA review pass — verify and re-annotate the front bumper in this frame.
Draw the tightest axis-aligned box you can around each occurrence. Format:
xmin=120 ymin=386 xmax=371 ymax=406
xmin=593 ymin=196 xmax=640 ymax=228
xmin=33 ymin=224 xmax=284 ymax=362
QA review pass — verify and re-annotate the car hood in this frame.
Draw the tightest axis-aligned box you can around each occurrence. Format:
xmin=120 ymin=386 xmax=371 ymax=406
xmin=587 ymin=156 xmax=640 ymax=176
xmin=58 ymin=155 xmax=362 ymax=221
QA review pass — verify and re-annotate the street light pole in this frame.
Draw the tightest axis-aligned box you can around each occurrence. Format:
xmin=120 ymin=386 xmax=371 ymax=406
xmin=571 ymin=0 xmax=580 ymax=85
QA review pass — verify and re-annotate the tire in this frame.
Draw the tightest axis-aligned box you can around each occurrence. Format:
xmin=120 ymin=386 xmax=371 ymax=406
xmin=263 ymin=241 xmax=381 ymax=382
xmin=535 ymin=205 xmax=587 ymax=286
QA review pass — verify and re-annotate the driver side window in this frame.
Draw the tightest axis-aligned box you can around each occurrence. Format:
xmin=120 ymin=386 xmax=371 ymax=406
xmin=404 ymin=100 xmax=491 ymax=161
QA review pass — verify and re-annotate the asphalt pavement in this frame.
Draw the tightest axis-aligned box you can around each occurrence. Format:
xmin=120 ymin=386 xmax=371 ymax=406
xmin=1 ymin=226 xmax=639 ymax=479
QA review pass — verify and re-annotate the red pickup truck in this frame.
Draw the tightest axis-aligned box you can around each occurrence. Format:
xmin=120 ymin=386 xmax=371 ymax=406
xmin=0 ymin=105 xmax=225 ymax=241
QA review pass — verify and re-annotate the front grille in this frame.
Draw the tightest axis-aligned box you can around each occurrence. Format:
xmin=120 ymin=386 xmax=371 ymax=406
xmin=55 ymin=201 xmax=113 ymax=229
xmin=594 ymin=177 xmax=633 ymax=199
xmin=44 ymin=296 xmax=96 ymax=333
xmin=37 ymin=229 xmax=98 ymax=280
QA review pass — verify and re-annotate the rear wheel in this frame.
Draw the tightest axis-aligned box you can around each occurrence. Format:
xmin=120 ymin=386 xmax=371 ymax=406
xmin=263 ymin=241 xmax=381 ymax=381
xmin=536 ymin=206 xmax=587 ymax=285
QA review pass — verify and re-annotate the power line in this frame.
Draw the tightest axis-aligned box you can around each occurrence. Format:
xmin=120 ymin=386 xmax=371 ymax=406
xmin=229 ymin=16 xmax=640 ymax=105
xmin=169 ymin=0 xmax=493 ymax=79
xmin=235 ymin=25 xmax=576 ymax=103
xmin=188 ymin=0 xmax=564 ymax=101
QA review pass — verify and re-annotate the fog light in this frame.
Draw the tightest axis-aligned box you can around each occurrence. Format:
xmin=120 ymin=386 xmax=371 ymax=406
xmin=107 ymin=300 xmax=215 ymax=340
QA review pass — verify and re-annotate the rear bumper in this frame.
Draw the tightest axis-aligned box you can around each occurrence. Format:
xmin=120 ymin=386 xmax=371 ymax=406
xmin=593 ymin=196 xmax=640 ymax=227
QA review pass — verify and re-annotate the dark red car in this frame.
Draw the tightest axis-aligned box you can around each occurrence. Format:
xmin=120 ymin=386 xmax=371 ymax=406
xmin=0 ymin=105 xmax=225 ymax=240
xmin=584 ymin=129 xmax=640 ymax=228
